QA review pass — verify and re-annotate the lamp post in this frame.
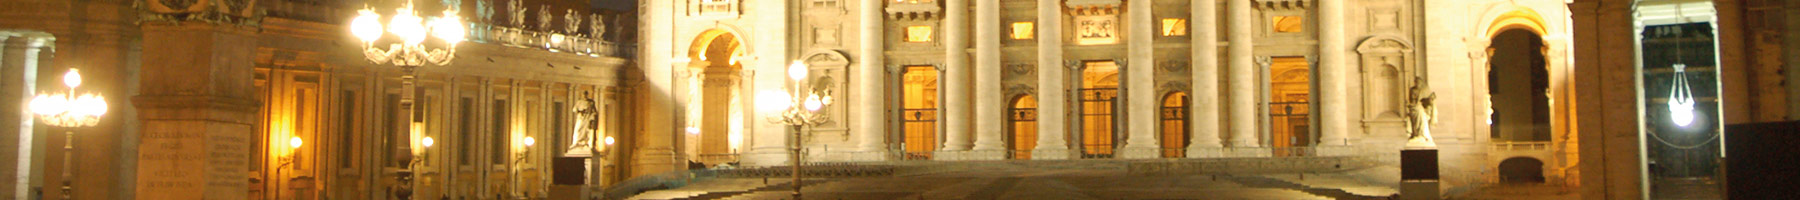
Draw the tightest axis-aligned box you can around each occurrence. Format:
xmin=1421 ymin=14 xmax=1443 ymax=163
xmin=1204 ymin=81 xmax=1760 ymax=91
xmin=350 ymin=1 xmax=461 ymax=197
xmin=275 ymin=137 xmax=302 ymax=199
xmin=512 ymin=136 xmax=534 ymax=198
xmin=28 ymin=68 xmax=107 ymax=200
xmin=757 ymin=61 xmax=831 ymax=200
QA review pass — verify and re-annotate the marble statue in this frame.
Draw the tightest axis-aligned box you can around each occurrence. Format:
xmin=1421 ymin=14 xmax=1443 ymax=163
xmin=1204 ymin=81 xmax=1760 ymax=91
xmin=476 ymin=0 xmax=494 ymax=23
xmin=507 ymin=0 xmax=525 ymax=27
xmin=567 ymin=91 xmax=600 ymax=155
xmin=1405 ymin=77 xmax=1438 ymax=147
xmin=564 ymin=9 xmax=582 ymax=34
xmin=538 ymin=5 xmax=553 ymax=31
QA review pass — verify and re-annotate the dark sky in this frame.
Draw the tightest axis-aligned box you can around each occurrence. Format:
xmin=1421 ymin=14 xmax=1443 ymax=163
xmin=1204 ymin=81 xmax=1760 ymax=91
xmin=591 ymin=0 xmax=635 ymax=11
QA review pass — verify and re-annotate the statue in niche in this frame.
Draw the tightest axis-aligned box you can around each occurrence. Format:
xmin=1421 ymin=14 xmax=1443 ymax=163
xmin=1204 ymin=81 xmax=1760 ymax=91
xmin=539 ymin=5 xmax=554 ymax=31
xmin=565 ymin=9 xmax=583 ymax=34
xmin=508 ymin=0 xmax=526 ymax=27
xmin=1405 ymin=77 xmax=1437 ymax=147
xmin=567 ymin=91 xmax=600 ymax=155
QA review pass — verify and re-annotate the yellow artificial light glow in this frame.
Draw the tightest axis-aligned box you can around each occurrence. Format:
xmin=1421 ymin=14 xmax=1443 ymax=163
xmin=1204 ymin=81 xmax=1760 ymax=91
xmin=289 ymin=137 xmax=304 ymax=149
xmin=604 ymin=136 xmax=615 ymax=146
xmin=756 ymin=90 xmax=792 ymax=112
xmin=352 ymin=9 xmax=385 ymax=43
xmin=390 ymin=5 xmax=427 ymax=45
xmin=62 ymin=69 xmax=80 ymax=88
xmin=524 ymin=136 xmax=536 ymax=147
xmin=421 ymin=136 xmax=435 ymax=148
xmin=803 ymin=95 xmax=823 ymax=112
xmin=434 ymin=10 xmax=465 ymax=44
xmin=788 ymin=61 xmax=808 ymax=80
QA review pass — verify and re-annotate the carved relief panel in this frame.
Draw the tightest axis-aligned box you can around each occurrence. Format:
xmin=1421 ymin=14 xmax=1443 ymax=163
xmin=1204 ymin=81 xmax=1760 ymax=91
xmin=1068 ymin=4 xmax=1121 ymax=45
xmin=689 ymin=0 xmax=741 ymax=18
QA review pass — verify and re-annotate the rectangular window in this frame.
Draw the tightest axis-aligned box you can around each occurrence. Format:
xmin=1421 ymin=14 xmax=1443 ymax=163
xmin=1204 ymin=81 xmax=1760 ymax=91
xmin=1272 ymin=16 xmax=1304 ymax=33
xmin=1161 ymin=18 xmax=1188 ymax=36
xmin=459 ymin=97 xmax=473 ymax=166
xmin=492 ymin=99 xmax=508 ymax=165
xmin=385 ymin=94 xmax=400 ymax=167
xmin=1010 ymin=22 xmax=1034 ymax=39
xmin=553 ymin=101 xmax=567 ymax=155
xmin=339 ymin=91 xmax=356 ymax=169
xmin=905 ymin=26 xmax=933 ymax=42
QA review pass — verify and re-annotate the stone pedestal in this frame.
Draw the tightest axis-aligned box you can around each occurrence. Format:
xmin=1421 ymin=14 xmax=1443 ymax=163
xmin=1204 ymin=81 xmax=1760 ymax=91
xmin=133 ymin=21 xmax=261 ymax=199
xmin=1400 ymin=147 xmax=1439 ymax=200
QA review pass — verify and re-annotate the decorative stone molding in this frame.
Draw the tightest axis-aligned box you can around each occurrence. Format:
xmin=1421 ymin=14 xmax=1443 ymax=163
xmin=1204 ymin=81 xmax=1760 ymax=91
xmin=1354 ymin=35 xmax=1415 ymax=121
xmin=886 ymin=0 xmax=942 ymax=20
xmin=1005 ymin=84 xmax=1036 ymax=98
xmin=1254 ymin=0 xmax=1311 ymax=11
xmin=1006 ymin=63 xmax=1034 ymax=77
xmin=1158 ymin=82 xmax=1189 ymax=96
xmin=689 ymin=0 xmax=742 ymax=18
xmin=1159 ymin=60 xmax=1189 ymax=74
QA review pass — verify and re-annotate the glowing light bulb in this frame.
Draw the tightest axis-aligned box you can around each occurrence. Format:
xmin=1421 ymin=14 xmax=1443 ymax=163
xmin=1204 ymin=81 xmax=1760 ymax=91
xmin=62 ymin=69 xmax=80 ymax=88
xmin=351 ymin=9 xmax=385 ymax=43
xmin=803 ymin=95 xmax=823 ymax=112
xmin=421 ymin=136 xmax=435 ymax=148
xmin=524 ymin=136 xmax=536 ymax=147
xmin=604 ymin=136 xmax=615 ymax=146
xmin=433 ymin=10 xmax=465 ymax=44
xmin=1668 ymin=64 xmax=1696 ymax=127
xmin=389 ymin=6 xmax=427 ymax=45
xmin=289 ymin=137 xmax=304 ymax=149
xmin=788 ymin=61 xmax=808 ymax=80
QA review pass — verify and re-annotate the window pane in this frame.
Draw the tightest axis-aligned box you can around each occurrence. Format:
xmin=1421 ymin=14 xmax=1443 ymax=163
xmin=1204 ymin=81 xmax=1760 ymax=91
xmin=1273 ymin=16 xmax=1304 ymax=33
xmin=1011 ymin=22 xmax=1034 ymax=39
xmin=1162 ymin=18 xmax=1188 ymax=36
xmin=906 ymin=26 xmax=933 ymax=42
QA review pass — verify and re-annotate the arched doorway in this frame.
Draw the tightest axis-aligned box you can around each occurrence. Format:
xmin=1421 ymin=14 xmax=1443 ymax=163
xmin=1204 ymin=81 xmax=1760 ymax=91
xmin=685 ymin=30 xmax=746 ymax=166
xmin=900 ymin=66 xmax=940 ymax=159
xmin=1499 ymin=157 xmax=1547 ymax=184
xmin=1079 ymin=61 xmax=1120 ymax=158
xmin=1160 ymin=92 xmax=1189 ymax=158
xmin=1007 ymin=95 xmax=1038 ymax=160
xmin=1488 ymin=29 xmax=1551 ymax=142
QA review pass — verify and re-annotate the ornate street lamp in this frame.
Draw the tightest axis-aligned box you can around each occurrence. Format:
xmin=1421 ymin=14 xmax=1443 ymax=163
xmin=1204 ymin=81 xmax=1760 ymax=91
xmin=28 ymin=68 xmax=107 ymax=200
xmin=757 ymin=61 xmax=832 ymax=200
xmin=351 ymin=1 xmax=462 ymax=198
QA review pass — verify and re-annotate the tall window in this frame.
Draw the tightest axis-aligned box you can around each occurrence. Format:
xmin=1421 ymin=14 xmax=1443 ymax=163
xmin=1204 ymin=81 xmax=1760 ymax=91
xmin=339 ymin=91 xmax=357 ymax=169
xmin=1161 ymin=18 xmax=1188 ymax=36
xmin=385 ymin=94 xmax=401 ymax=167
xmin=459 ymin=98 xmax=474 ymax=165
xmin=552 ymin=101 xmax=567 ymax=156
xmin=492 ymin=99 xmax=508 ymax=165
xmin=1010 ymin=22 xmax=1035 ymax=39
xmin=905 ymin=26 xmax=933 ymax=42
xmin=900 ymin=66 xmax=939 ymax=159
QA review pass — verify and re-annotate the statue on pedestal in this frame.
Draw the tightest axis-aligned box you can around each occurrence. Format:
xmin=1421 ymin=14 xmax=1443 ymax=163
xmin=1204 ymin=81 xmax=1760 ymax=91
xmin=566 ymin=91 xmax=599 ymax=156
xmin=1405 ymin=77 xmax=1438 ymax=148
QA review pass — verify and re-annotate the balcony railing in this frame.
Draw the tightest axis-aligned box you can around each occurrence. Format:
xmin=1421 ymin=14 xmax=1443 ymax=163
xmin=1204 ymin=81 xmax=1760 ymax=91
xmin=468 ymin=23 xmax=636 ymax=58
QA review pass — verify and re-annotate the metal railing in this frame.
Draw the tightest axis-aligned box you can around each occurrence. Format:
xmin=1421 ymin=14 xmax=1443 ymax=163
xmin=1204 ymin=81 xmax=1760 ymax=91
xmin=468 ymin=23 xmax=635 ymax=58
xmin=1491 ymin=141 xmax=1553 ymax=151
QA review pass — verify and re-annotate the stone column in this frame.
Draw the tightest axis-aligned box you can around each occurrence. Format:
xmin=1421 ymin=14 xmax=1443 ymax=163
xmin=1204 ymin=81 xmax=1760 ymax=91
xmin=745 ymin=0 xmax=795 ymax=166
xmin=134 ymin=21 xmax=258 ymax=200
xmin=1317 ymin=0 xmax=1347 ymax=146
xmin=1120 ymin=0 xmax=1159 ymax=159
xmin=941 ymin=0 xmax=973 ymax=154
xmin=855 ymin=0 xmax=889 ymax=154
xmin=1187 ymin=0 xmax=1223 ymax=158
xmin=1032 ymin=0 xmax=1071 ymax=160
xmin=970 ymin=0 xmax=1007 ymax=158
xmin=1226 ymin=0 xmax=1258 ymax=147
xmin=1572 ymin=0 xmax=1647 ymax=198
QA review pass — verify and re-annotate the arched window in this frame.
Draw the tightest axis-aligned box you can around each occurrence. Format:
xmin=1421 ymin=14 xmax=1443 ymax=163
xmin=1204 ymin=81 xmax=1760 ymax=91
xmin=1160 ymin=92 xmax=1189 ymax=158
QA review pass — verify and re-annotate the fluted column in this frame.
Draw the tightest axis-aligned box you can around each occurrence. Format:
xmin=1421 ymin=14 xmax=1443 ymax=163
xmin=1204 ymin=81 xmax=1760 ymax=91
xmin=941 ymin=0 xmax=973 ymax=153
xmin=1187 ymin=0 xmax=1223 ymax=158
xmin=1226 ymin=0 xmax=1258 ymax=147
xmin=1317 ymin=0 xmax=1348 ymax=146
xmin=970 ymin=0 xmax=1007 ymax=156
xmin=855 ymin=0 xmax=888 ymax=154
xmin=1032 ymin=0 xmax=1071 ymax=160
xmin=1120 ymin=0 xmax=1159 ymax=159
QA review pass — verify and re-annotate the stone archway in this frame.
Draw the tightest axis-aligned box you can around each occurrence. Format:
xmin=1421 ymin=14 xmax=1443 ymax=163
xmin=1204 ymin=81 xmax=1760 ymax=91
xmin=1499 ymin=157 xmax=1547 ymax=184
xmin=683 ymin=29 xmax=747 ymax=166
xmin=1489 ymin=29 xmax=1552 ymax=142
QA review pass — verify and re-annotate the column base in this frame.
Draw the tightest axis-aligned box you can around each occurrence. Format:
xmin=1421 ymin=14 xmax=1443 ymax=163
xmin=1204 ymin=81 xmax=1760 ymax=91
xmin=1314 ymin=145 xmax=1358 ymax=157
xmin=1031 ymin=148 xmax=1071 ymax=160
xmin=966 ymin=148 xmax=1008 ymax=160
xmin=741 ymin=147 xmax=793 ymax=167
xmin=1118 ymin=147 xmax=1161 ymax=159
xmin=1186 ymin=146 xmax=1225 ymax=158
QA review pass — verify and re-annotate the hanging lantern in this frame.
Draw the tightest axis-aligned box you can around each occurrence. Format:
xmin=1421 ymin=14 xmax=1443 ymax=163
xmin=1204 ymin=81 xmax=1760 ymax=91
xmin=1667 ymin=63 xmax=1696 ymax=127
